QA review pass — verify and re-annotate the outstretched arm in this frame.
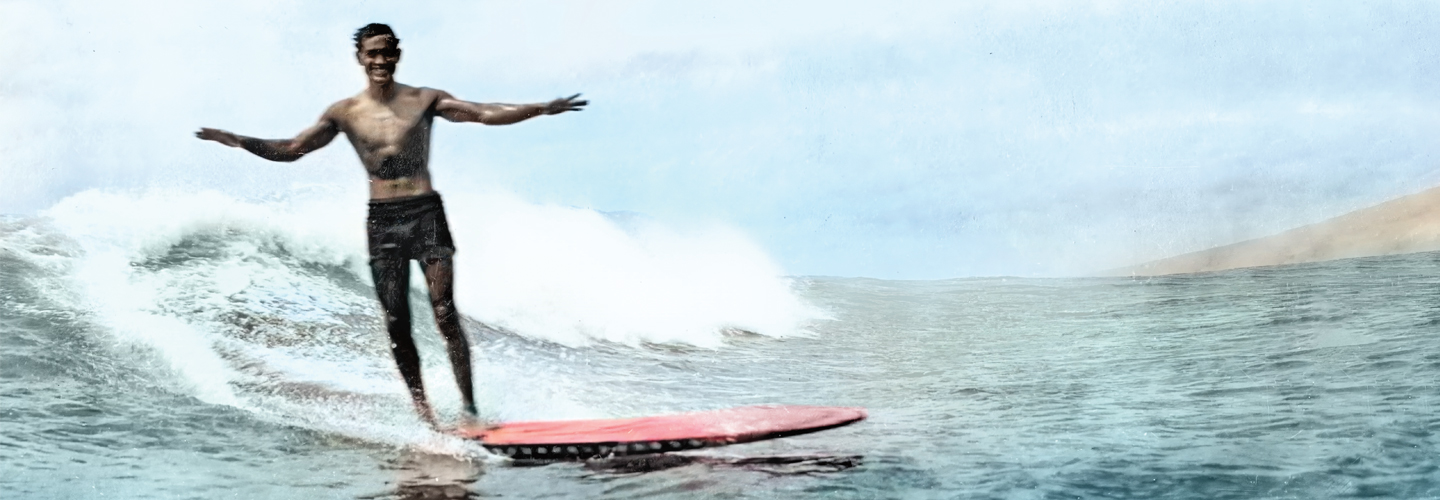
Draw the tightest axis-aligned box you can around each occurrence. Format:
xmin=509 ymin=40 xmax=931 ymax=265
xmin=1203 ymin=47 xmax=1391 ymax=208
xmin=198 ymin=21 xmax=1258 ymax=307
xmin=436 ymin=92 xmax=587 ymax=125
xmin=195 ymin=113 xmax=339 ymax=162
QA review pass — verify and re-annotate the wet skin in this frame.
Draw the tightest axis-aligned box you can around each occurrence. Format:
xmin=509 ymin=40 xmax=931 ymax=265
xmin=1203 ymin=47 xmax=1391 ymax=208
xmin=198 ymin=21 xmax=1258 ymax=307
xmin=196 ymin=34 xmax=586 ymax=427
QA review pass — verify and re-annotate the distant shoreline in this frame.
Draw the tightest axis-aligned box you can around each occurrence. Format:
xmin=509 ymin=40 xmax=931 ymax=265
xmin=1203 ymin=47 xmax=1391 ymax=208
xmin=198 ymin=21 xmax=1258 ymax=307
xmin=1112 ymin=185 xmax=1440 ymax=276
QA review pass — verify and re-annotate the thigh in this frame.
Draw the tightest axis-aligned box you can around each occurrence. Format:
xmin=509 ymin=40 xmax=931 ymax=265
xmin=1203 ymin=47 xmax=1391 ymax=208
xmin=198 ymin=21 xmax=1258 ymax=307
xmin=419 ymin=256 xmax=455 ymax=304
xmin=369 ymin=255 xmax=412 ymax=308
xmin=414 ymin=200 xmax=456 ymax=266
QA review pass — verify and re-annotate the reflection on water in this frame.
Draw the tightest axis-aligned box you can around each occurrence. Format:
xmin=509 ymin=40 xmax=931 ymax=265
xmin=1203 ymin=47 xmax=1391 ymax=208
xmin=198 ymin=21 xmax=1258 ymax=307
xmin=362 ymin=452 xmax=483 ymax=500
xmin=582 ymin=454 xmax=865 ymax=476
xmin=358 ymin=451 xmax=866 ymax=499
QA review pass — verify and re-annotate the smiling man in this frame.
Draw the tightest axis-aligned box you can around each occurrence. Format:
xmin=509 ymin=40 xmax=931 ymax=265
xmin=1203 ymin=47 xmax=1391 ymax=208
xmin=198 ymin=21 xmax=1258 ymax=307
xmin=196 ymin=23 xmax=586 ymax=428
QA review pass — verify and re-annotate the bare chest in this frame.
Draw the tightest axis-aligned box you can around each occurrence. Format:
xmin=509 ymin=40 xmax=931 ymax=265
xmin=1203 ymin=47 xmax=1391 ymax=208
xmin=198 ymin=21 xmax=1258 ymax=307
xmin=342 ymin=99 xmax=432 ymax=149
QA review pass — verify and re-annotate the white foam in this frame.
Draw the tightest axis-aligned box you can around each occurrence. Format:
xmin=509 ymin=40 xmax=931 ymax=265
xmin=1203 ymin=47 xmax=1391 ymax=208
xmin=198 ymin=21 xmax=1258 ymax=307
xmin=449 ymin=191 xmax=826 ymax=347
xmin=39 ymin=187 xmax=823 ymax=348
xmin=20 ymin=186 xmax=823 ymax=445
xmin=60 ymin=242 xmax=242 ymax=405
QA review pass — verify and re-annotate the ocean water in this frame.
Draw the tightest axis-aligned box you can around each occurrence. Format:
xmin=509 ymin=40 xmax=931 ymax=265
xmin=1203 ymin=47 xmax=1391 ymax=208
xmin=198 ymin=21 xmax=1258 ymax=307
xmin=2 ymin=190 xmax=1438 ymax=499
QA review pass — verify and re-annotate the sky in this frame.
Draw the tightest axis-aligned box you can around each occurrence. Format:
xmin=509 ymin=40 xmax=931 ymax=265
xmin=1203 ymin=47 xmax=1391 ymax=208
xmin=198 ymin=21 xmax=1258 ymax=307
xmin=5 ymin=0 xmax=1440 ymax=279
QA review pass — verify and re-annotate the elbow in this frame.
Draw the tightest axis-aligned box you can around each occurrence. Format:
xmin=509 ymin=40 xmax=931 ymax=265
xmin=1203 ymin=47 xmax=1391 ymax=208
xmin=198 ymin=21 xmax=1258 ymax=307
xmin=478 ymin=117 xmax=516 ymax=126
xmin=264 ymin=150 xmax=304 ymax=163
xmin=274 ymin=144 xmax=305 ymax=162
xmin=476 ymin=112 xmax=515 ymax=126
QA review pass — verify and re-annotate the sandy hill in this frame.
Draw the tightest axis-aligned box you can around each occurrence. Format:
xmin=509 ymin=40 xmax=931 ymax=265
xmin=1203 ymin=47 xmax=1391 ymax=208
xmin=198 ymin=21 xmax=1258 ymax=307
xmin=1114 ymin=185 xmax=1440 ymax=276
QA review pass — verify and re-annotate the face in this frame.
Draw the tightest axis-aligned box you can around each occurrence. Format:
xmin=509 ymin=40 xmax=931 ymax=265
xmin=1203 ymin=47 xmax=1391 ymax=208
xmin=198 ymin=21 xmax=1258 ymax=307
xmin=356 ymin=35 xmax=401 ymax=84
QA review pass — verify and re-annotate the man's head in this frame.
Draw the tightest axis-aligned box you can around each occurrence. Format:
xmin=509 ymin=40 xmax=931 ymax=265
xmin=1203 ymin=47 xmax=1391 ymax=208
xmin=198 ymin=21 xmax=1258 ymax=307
xmin=354 ymin=23 xmax=401 ymax=85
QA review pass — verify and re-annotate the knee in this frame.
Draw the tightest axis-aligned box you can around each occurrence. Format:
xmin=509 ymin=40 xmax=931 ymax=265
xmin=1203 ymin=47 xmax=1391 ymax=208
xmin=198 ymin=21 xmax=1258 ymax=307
xmin=382 ymin=308 xmax=410 ymax=328
xmin=432 ymin=300 xmax=459 ymax=324
xmin=389 ymin=340 xmax=419 ymax=361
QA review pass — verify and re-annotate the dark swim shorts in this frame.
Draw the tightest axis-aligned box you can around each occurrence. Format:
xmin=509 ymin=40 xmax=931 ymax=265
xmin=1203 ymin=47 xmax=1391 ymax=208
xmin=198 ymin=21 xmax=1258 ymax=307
xmin=366 ymin=192 xmax=456 ymax=263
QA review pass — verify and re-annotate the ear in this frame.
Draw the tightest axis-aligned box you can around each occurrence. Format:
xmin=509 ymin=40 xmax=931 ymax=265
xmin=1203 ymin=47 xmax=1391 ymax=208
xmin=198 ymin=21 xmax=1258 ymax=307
xmin=355 ymin=50 xmax=363 ymax=65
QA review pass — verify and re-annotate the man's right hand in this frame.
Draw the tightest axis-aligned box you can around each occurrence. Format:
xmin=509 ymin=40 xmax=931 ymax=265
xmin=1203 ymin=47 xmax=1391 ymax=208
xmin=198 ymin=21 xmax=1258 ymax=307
xmin=542 ymin=94 xmax=588 ymax=115
xmin=195 ymin=127 xmax=241 ymax=147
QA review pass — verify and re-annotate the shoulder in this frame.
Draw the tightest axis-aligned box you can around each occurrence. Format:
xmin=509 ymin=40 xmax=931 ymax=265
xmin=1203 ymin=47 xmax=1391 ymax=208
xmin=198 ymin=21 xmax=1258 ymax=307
xmin=391 ymin=83 xmax=436 ymax=98
xmin=417 ymin=87 xmax=461 ymax=114
xmin=322 ymin=97 xmax=357 ymax=121
xmin=404 ymin=86 xmax=451 ymax=101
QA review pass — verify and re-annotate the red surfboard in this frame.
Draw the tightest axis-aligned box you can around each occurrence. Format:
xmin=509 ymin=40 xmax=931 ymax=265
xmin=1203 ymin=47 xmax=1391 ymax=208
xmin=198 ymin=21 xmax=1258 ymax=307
xmin=455 ymin=405 xmax=866 ymax=460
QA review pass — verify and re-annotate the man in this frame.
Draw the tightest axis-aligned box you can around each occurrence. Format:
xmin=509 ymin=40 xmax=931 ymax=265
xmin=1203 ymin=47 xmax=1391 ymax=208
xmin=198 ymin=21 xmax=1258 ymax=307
xmin=196 ymin=23 xmax=586 ymax=428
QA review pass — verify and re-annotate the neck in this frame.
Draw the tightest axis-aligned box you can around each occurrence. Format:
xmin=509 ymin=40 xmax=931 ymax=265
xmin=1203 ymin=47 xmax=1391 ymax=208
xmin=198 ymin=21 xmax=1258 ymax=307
xmin=366 ymin=80 xmax=396 ymax=100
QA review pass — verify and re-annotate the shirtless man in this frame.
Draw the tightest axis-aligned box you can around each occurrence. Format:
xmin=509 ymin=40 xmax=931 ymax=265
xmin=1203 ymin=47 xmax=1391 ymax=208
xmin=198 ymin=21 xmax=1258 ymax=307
xmin=195 ymin=23 xmax=586 ymax=428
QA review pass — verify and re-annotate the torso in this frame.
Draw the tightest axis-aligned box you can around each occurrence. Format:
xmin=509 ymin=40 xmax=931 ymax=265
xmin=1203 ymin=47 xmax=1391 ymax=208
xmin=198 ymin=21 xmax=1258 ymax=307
xmin=329 ymin=84 xmax=442 ymax=200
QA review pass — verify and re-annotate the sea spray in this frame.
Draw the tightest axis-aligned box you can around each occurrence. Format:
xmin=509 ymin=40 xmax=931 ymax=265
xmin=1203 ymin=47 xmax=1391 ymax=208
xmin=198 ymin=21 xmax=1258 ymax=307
xmin=445 ymin=190 xmax=828 ymax=347
xmin=38 ymin=188 xmax=824 ymax=347
xmin=11 ymin=186 xmax=824 ymax=446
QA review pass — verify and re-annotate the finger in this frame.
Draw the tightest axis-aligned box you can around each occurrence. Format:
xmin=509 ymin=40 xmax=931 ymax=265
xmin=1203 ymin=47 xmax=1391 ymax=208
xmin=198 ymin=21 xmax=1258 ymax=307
xmin=566 ymin=93 xmax=581 ymax=101
xmin=573 ymin=100 xmax=589 ymax=107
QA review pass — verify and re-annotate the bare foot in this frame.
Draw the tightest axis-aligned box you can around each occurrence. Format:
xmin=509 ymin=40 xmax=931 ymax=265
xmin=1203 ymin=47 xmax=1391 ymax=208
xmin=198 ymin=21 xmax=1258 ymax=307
xmin=455 ymin=411 xmax=500 ymax=431
xmin=413 ymin=402 xmax=440 ymax=430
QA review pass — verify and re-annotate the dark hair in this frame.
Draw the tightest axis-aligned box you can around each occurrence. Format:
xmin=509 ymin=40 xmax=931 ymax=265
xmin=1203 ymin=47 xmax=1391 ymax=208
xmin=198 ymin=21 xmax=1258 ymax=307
xmin=353 ymin=23 xmax=399 ymax=50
